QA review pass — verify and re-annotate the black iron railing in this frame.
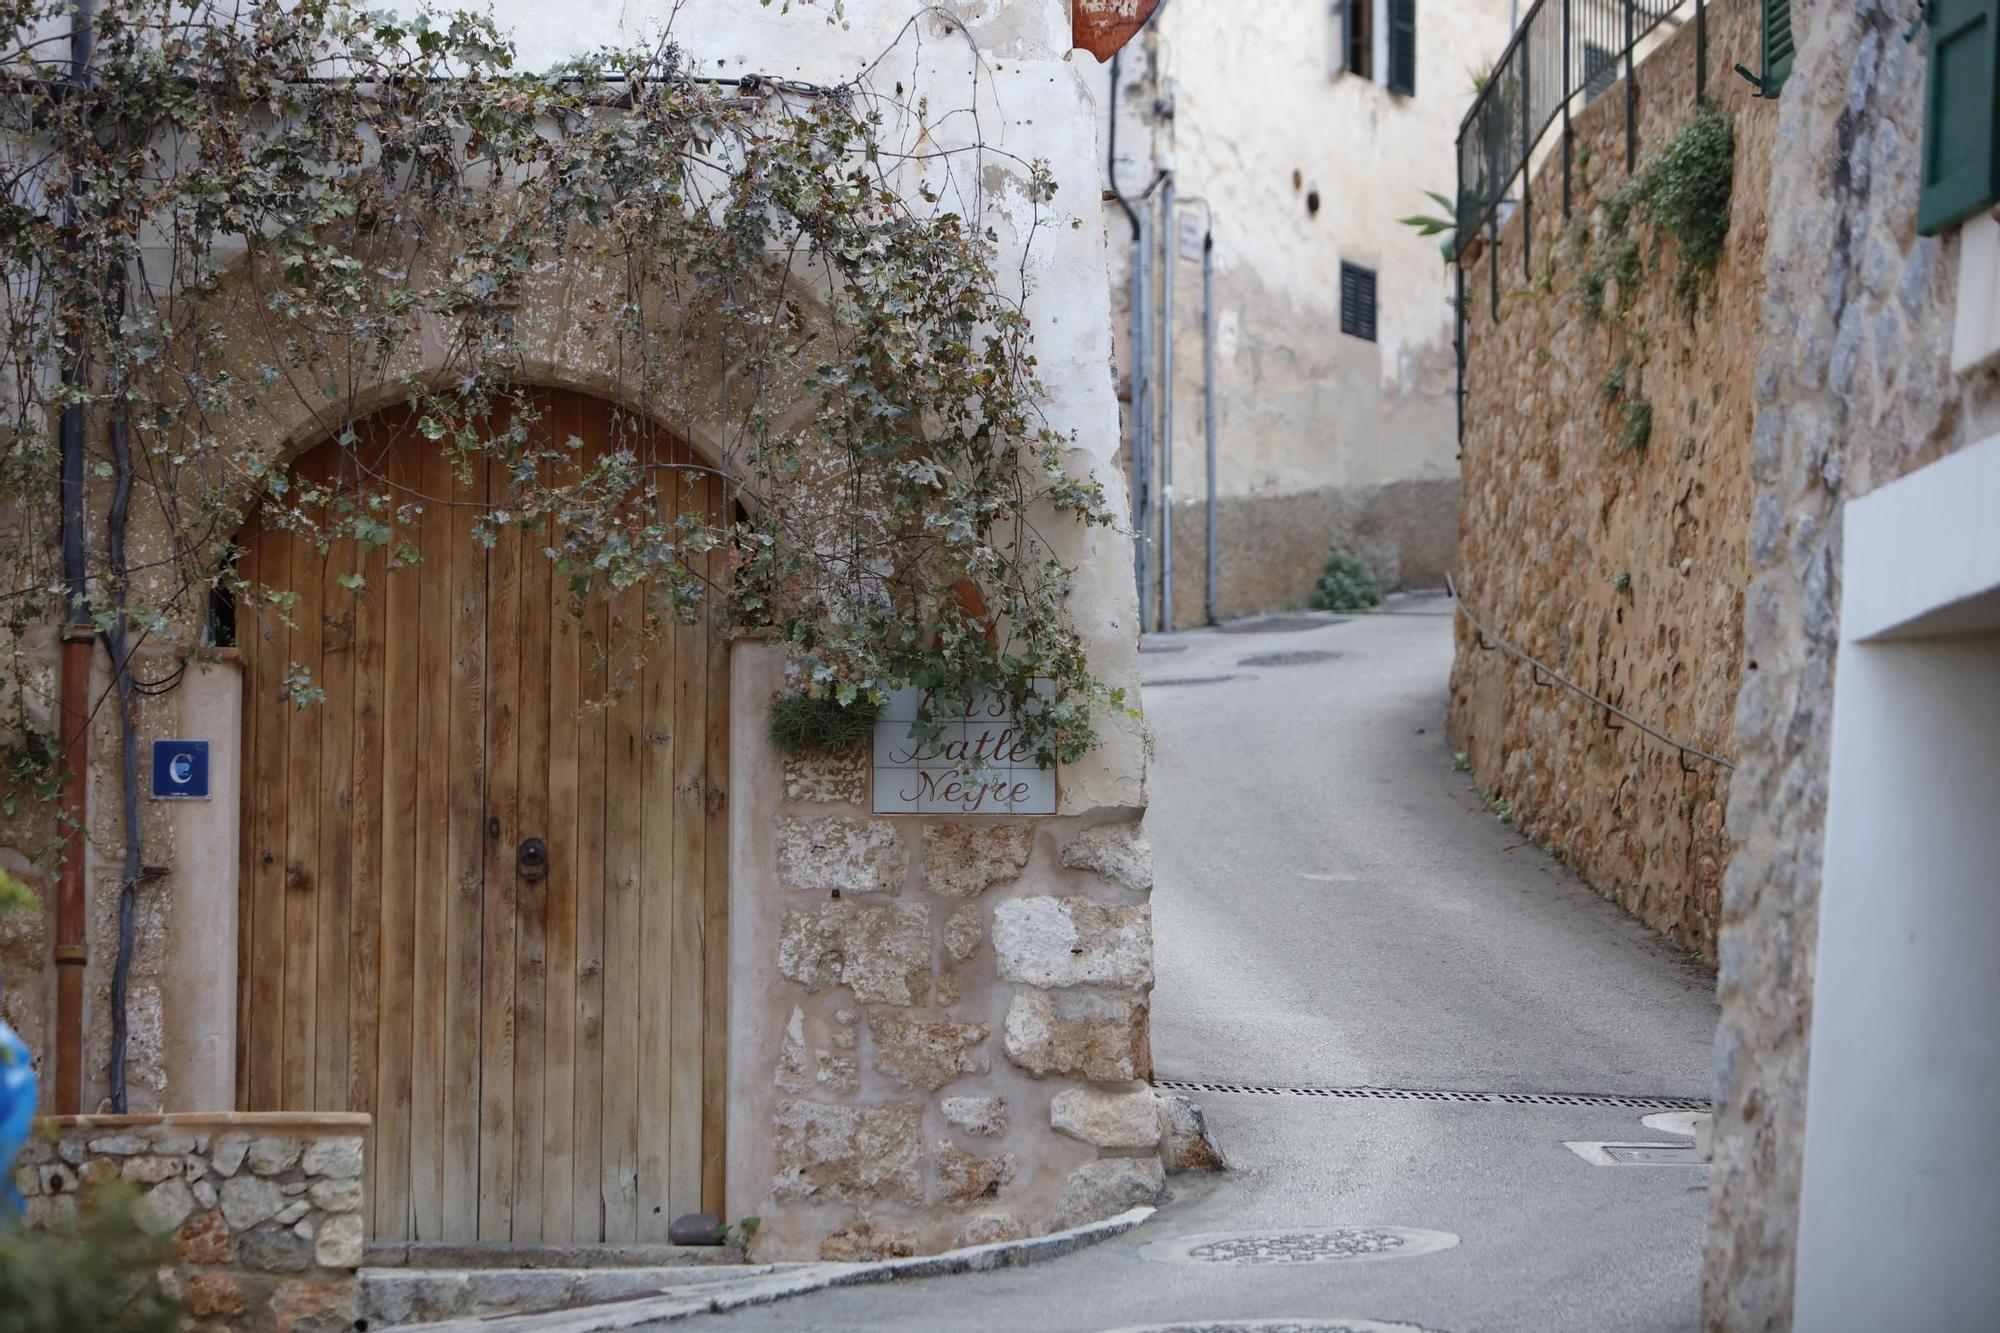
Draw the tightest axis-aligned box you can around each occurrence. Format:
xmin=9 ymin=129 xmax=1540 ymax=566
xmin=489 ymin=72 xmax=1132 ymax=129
xmin=1454 ymin=0 xmax=1709 ymax=265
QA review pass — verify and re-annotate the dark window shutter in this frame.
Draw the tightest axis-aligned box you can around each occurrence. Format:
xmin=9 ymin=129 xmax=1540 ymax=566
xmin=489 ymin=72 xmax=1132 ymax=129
xmin=1344 ymin=0 xmax=1373 ymax=80
xmin=1341 ymin=262 xmax=1378 ymax=342
xmin=1388 ymin=0 xmax=1417 ymax=95
xmin=1764 ymin=0 xmax=1795 ymax=92
xmin=1919 ymin=0 xmax=2000 ymax=234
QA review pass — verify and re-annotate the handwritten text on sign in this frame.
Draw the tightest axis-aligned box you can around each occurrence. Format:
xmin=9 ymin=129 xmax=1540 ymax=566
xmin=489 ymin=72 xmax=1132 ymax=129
xmin=872 ymin=685 xmax=1056 ymax=815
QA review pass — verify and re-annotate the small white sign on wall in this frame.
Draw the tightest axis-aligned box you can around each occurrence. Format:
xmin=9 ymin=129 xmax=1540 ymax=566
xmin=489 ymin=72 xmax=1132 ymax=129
xmin=873 ymin=684 xmax=1057 ymax=815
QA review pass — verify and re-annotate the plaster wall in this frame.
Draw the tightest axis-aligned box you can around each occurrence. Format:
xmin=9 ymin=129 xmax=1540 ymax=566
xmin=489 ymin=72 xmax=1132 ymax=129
xmin=1702 ymin=0 xmax=2000 ymax=1325
xmin=1448 ymin=0 xmax=1772 ymax=961
xmin=1097 ymin=0 xmax=1513 ymax=623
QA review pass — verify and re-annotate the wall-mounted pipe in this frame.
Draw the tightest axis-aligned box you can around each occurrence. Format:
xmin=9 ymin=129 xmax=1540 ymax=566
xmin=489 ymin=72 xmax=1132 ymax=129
xmin=55 ymin=0 xmax=97 ymax=1117
xmin=1202 ymin=222 xmax=1218 ymax=626
xmin=1158 ymin=175 xmax=1176 ymax=633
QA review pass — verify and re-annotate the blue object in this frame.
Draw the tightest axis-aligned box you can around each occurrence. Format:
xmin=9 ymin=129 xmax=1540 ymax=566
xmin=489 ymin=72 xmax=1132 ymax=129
xmin=0 ymin=1016 xmax=34 ymax=1223
xmin=150 ymin=738 xmax=210 ymax=800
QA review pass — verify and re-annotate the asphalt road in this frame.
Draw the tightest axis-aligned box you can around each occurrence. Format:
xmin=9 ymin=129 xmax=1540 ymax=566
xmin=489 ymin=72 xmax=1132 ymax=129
xmin=690 ymin=598 xmax=1719 ymax=1333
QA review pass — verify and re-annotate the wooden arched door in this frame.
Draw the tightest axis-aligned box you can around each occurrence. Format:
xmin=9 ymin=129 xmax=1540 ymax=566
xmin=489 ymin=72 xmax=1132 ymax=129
xmin=235 ymin=389 xmax=729 ymax=1244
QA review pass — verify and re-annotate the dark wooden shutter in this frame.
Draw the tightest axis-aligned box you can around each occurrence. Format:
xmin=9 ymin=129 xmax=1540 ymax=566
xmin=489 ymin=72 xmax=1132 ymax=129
xmin=1388 ymin=0 xmax=1417 ymax=95
xmin=1919 ymin=0 xmax=2000 ymax=234
xmin=1764 ymin=0 xmax=1795 ymax=91
xmin=1341 ymin=262 xmax=1378 ymax=342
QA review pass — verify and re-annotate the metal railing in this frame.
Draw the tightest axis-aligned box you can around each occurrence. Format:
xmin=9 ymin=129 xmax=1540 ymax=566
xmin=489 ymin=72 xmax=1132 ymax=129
xmin=1454 ymin=0 xmax=1709 ymax=265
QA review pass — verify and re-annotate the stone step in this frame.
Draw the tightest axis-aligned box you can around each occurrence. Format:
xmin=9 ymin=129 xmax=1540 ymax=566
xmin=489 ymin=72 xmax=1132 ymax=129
xmin=364 ymin=1241 xmax=738 ymax=1270
xmin=360 ymin=1262 xmax=776 ymax=1327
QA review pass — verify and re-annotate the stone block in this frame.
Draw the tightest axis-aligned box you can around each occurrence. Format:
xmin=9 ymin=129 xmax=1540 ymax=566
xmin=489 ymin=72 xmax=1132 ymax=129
xmin=134 ymin=1178 xmax=195 ymax=1235
xmin=868 ymin=1010 xmax=990 ymax=1092
xmin=819 ymin=1220 xmax=919 ymax=1261
xmin=219 ymin=1173 xmax=284 ymax=1230
xmin=275 ymin=1200 xmax=311 ymax=1227
xmin=178 ymin=1208 xmax=233 ymax=1265
xmin=922 ymin=824 xmax=1033 ymax=898
xmin=244 ymin=1136 xmax=302 ymax=1175
xmin=270 ymin=1276 xmax=357 ymax=1333
xmin=815 ymin=1052 xmax=859 ymax=1094
xmin=38 ymin=1163 xmax=77 ymax=1195
xmin=1160 ymin=1092 xmax=1229 ymax=1173
xmin=1059 ymin=822 xmax=1152 ymax=892
xmin=86 ymin=1134 xmax=149 ymax=1156
xmin=784 ymin=748 xmax=868 ymax=804
xmin=12 ymin=1165 xmax=38 ymax=1198
xmin=192 ymin=1180 xmax=218 ymax=1209
xmin=941 ymin=1096 xmax=1008 ymax=1138
xmin=315 ymin=1212 xmax=365 ymax=1269
xmin=944 ymin=904 xmax=984 ymax=962
xmin=935 ymin=1141 xmax=1014 ymax=1207
xmin=121 ymin=1154 xmax=183 ymax=1184
xmin=992 ymin=897 xmax=1152 ymax=990
xmin=308 ymin=1178 xmax=363 ymax=1213
xmin=1051 ymin=1088 xmax=1162 ymax=1149
xmin=1048 ymin=1157 xmax=1165 ymax=1231
xmin=955 ymin=1213 xmax=1026 ymax=1247
xmin=79 ymin=1157 xmax=119 ymax=1187
xmin=771 ymin=1099 xmax=925 ymax=1206
xmin=184 ymin=1272 xmax=247 ymax=1319
xmin=237 ymin=1222 xmax=313 ymax=1273
xmin=301 ymin=1136 xmax=363 ymax=1179
xmin=1003 ymin=990 xmax=1150 ymax=1081
xmin=669 ymin=1211 xmax=724 ymax=1246
xmin=210 ymin=1134 xmax=250 ymax=1177
xmin=778 ymin=901 xmax=931 ymax=1006
xmin=776 ymin=815 xmax=906 ymax=894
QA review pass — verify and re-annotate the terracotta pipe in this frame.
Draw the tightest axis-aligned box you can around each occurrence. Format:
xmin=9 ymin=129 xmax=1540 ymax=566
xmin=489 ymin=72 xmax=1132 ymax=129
xmin=55 ymin=626 xmax=92 ymax=1114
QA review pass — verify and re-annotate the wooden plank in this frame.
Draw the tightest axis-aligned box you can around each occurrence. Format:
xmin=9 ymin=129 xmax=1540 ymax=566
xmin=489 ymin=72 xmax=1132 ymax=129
xmin=635 ymin=425 xmax=679 ymax=1243
xmin=701 ymin=469 xmax=731 ymax=1216
xmin=668 ymin=461 xmax=708 ymax=1222
xmin=441 ymin=438 xmax=489 ymax=1239
xmin=512 ymin=418 xmax=553 ymax=1242
xmin=374 ymin=420 xmax=423 ymax=1241
xmin=234 ymin=536 xmax=263 ymax=1109
xmin=344 ymin=444 xmax=388 ymax=1228
xmin=572 ymin=398 xmax=611 ymax=1242
xmin=540 ymin=393 xmax=582 ymax=1241
xmin=315 ymin=495 xmax=358 ymax=1111
xmin=409 ymin=430 xmax=454 ymax=1240
xmin=281 ymin=464 xmax=325 ymax=1112
xmin=479 ymin=439 xmax=522 ymax=1242
xmin=600 ymin=544 xmax=645 ymax=1242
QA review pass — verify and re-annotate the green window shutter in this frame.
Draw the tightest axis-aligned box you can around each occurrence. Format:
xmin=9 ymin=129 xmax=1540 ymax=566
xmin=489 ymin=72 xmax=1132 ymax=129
xmin=1919 ymin=0 xmax=2000 ymax=235
xmin=1764 ymin=0 xmax=1794 ymax=93
xmin=1388 ymin=0 xmax=1417 ymax=96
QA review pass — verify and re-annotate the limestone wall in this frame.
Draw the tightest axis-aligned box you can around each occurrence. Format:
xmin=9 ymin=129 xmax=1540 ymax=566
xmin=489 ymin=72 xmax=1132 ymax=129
xmin=729 ymin=644 xmax=1162 ymax=1261
xmin=19 ymin=1111 xmax=368 ymax=1332
xmin=1448 ymin=0 xmax=1774 ymax=962
xmin=1701 ymin=0 xmax=2000 ymax=1325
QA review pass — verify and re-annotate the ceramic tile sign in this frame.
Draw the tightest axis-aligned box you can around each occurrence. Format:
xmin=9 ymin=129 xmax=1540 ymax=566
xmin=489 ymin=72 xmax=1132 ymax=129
xmin=873 ymin=683 xmax=1057 ymax=815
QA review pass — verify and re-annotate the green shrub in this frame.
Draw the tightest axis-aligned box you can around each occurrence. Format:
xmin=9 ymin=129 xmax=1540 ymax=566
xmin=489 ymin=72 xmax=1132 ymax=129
xmin=767 ymin=692 xmax=881 ymax=756
xmin=0 ymin=1186 xmax=180 ymax=1333
xmin=1308 ymin=546 xmax=1382 ymax=612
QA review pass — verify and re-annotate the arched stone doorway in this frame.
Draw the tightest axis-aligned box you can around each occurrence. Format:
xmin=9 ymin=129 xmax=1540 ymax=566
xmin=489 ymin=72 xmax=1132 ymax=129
xmin=234 ymin=388 xmax=729 ymax=1244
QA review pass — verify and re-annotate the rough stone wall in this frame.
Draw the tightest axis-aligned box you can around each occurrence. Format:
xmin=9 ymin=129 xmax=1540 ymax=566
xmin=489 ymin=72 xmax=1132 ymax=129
xmin=730 ymin=645 xmax=1164 ymax=1262
xmin=19 ymin=1112 xmax=368 ymax=1332
xmin=1449 ymin=0 xmax=1773 ymax=961
xmin=1701 ymin=1 xmax=2000 ymax=1326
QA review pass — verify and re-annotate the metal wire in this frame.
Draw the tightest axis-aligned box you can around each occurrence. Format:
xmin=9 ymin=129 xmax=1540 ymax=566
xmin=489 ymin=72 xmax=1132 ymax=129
xmin=1446 ymin=574 xmax=1737 ymax=772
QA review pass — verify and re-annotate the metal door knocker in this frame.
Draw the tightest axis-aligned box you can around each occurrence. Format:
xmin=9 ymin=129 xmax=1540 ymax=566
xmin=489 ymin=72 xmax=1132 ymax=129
xmin=517 ymin=837 xmax=549 ymax=883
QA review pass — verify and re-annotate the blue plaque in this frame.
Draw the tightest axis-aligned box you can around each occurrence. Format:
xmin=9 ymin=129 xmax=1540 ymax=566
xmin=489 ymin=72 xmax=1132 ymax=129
xmin=150 ymin=739 xmax=211 ymax=800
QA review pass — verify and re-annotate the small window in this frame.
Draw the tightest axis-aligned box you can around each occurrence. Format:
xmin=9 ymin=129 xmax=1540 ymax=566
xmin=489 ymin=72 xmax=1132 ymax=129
xmin=1918 ymin=0 xmax=2000 ymax=234
xmin=1387 ymin=0 xmax=1417 ymax=96
xmin=1340 ymin=262 xmax=1378 ymax=342
xmin=1343 ymin=0 xmax=1373 ymax=80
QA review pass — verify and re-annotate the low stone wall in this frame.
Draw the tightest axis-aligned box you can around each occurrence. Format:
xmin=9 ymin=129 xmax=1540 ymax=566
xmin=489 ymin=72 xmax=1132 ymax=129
xmin=1449 ymin=0 xmax=1773 ymax=960
xmin=18 ymin=1112 xmax=368 ymax=1332
xmin=728 ymin=646 xmax=1164 ymax=1261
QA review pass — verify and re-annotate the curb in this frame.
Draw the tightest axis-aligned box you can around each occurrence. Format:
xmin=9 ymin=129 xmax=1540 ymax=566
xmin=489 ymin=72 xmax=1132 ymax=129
xmin=386 ymin=1206 xmax=1157 ymax=1330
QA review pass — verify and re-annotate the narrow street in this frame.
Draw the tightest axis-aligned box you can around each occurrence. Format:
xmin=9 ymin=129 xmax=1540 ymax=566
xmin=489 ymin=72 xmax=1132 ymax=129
xmin=696 ymin=597 xmax=1719 ymax=1332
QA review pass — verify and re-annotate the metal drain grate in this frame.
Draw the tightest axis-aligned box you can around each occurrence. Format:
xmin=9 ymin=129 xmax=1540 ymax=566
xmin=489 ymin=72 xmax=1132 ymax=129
xmin=1140 ymin=1227 xmax=1459 ymax=1268
xmin=1143 ymin=675 xmax=1238 ymax=688
xmin=1237 ymin=650 xmax=1341 ymax=668
xmin=1157 ymin=1078 xmax=1710 ymax=1113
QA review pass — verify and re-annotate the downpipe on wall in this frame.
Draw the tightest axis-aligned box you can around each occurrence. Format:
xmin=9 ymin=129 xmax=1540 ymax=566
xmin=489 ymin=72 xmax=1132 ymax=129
xmin=1158 ymin=173 xmax=1175 ymax=633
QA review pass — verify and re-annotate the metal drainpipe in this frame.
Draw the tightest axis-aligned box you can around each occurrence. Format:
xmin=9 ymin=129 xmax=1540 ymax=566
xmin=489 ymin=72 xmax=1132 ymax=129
xmin=1202 ymin=222 xmax=1219 ymax=626
xmin=1158 ymin=175 xmax=1175 ymax=633
xmin=1133 ymin=206 xmax=1153 ymax=620
xmin=1106 ymin=53 xmax=1150 ymax=610
xmin=56 ymin=0 xmax=96 ymax=1117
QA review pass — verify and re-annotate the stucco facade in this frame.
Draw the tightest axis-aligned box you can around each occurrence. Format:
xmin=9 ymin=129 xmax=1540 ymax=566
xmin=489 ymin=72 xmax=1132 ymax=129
xmin=6 ymin=0 xmax=1161 ymax=1262
xmin=1099 ymin=0 xmax=1513 ymax=626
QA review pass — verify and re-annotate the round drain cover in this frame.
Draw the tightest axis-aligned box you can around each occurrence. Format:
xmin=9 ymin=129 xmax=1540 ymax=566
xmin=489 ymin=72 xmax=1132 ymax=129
xmin=1140 ymin=1227 xmax=1459 ymax=1267
xmin=1236 ymin=650 xmax=1341 ymax=668
xmin=1112 ymin=1312 xmax=1440 ymax=1320
xmin=1103 ymin=1322 xmax=1441 ymax=1333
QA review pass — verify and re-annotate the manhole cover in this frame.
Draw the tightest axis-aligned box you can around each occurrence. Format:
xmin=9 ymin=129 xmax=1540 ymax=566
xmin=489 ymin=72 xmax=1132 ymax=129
xmin=1217 ymin=614 xmax=1348 ymax=634
xmin=1143 ymin=675 xmax=1237 ymax=688
xmin=1103 ymin=1322 xmax=1442 ymax=1333
xmin=1236 ymin=650 xmax=1341 ymax=668
xmin=1140 ymin=1227 xmax=1459 ymax=1267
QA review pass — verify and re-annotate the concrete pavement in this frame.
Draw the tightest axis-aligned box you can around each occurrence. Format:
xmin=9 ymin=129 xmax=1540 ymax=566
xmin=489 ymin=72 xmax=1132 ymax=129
xmin=676 ymin=598 xmax=1718 ymax=1332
